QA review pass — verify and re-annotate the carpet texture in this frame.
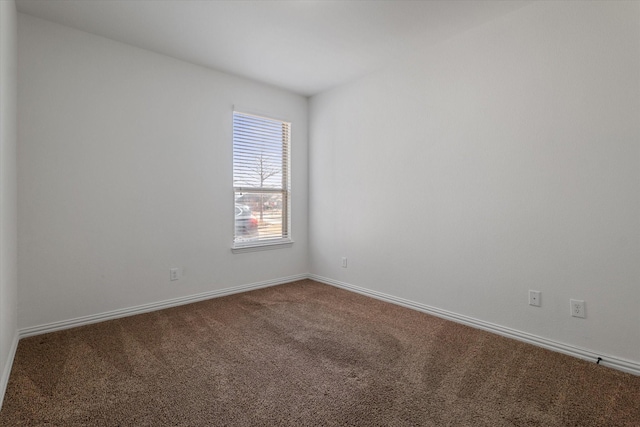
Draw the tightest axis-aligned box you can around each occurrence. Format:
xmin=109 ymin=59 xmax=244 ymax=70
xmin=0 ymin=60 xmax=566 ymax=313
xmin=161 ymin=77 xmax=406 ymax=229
xmin=1 ymin=279 xmax=638 ymax=426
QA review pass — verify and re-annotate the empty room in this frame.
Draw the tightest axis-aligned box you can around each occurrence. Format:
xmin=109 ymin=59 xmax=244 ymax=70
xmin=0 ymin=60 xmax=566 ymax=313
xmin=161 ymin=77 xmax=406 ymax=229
xmin=1 ymin=0 xmax=639 ymax=425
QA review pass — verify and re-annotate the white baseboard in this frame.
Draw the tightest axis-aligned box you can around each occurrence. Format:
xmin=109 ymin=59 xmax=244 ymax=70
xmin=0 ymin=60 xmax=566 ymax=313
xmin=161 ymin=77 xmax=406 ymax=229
xmin=0 ymin=331 xmax=19 ymax=410
xmin=14 ymin=272 xmax=640 ymax=377
xmin=19 ymin=274 xmax=309 ymax=338
xmin=309 ymin=274 xmax=640 ymax=376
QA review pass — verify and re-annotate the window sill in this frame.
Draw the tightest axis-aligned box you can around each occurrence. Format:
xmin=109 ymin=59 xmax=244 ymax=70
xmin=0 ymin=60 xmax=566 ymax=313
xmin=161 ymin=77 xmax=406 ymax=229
xmin=231 ymin=239 xmax=293 ymax=254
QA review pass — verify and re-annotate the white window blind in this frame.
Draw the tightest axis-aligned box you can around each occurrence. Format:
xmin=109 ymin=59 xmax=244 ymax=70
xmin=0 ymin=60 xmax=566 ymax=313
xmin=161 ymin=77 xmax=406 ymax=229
xmin=233 ymin=111 xmax=291 ymax=248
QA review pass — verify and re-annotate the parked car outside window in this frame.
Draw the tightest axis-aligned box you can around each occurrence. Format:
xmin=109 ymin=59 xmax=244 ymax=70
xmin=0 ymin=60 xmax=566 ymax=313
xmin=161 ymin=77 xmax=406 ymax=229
xmin=234 ymin=204 xmax=258 ymax=241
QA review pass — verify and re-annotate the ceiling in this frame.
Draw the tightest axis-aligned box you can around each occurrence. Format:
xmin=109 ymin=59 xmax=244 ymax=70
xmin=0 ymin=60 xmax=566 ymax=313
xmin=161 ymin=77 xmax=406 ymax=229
xmin=16 ymin=0 xmax=532 ymax=96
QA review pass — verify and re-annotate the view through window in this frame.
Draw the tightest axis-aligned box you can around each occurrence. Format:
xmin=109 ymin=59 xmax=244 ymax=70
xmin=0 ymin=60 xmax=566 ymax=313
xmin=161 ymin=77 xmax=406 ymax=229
xmin=233 ymin=111 xmax=291 ymax=247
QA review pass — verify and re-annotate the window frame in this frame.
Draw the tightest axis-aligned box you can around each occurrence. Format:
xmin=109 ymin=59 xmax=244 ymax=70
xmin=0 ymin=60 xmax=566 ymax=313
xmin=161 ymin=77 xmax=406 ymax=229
xmin=231 ymin=110 xmax=292 ymax=253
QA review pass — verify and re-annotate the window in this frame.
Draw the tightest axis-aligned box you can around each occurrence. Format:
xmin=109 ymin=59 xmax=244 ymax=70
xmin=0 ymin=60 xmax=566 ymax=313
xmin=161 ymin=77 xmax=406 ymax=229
xmin=232 ymin=111 xmax=291 ymax=250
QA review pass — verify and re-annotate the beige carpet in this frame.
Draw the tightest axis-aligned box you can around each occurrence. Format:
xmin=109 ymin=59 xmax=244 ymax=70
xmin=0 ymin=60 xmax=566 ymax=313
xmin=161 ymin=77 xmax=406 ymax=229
xmin=1 ymin=279 xmax=638 ymax=426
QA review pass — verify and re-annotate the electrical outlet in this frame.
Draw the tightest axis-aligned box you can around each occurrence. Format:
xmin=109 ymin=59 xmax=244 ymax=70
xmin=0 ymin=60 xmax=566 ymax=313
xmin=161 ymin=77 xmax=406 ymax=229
xmin=170 ymin=268 xmax=179 ymax=281
xmin=529 ymin=290 xmax=541 ymax=307
xmin=341 ymin=257 xmax=347 ymax=268
xmin=570 ymin=299 xmax=585 ymax=318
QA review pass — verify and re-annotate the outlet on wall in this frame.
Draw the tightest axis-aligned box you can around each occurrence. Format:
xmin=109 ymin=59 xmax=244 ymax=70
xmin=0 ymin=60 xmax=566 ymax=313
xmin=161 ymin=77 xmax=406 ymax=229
xmin=528 ymin=290 xmax=541 ymax=307
xmin=170 ymin=268 xmax=179 ymax=281
xmin=570 ymin=299 xmax=585 ymax=318
xmin=341 ymin=257 xmax=347 ymax=268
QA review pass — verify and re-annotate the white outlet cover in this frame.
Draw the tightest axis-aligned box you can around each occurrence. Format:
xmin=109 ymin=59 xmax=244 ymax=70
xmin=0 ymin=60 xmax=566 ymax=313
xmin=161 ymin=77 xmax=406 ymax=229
xmin=570 ymin=299 xmax=585 ymax=318
xmin=529 ymin=290 xmax=541 ymax=307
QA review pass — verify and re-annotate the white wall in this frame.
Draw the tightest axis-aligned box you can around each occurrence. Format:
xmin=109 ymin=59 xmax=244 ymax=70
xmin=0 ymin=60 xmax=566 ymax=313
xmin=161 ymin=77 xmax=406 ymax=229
xmin=17 ymin=14 xmax=308 ymax=329
xmin=310 ymin=1 xmax=640 ymax=364
xmin=0 ymin=0 xmax=18 ymax=404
